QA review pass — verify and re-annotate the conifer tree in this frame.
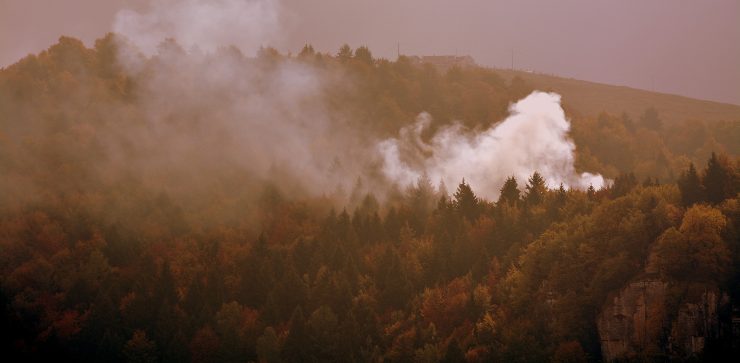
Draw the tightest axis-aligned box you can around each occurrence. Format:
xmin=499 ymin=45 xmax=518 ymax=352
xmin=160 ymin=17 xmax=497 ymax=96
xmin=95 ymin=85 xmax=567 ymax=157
xmin=354 ymin=46 xmax=373 ymax=64
xmin=298 ymin=44 xmax=315 ymax=58
xmin=454 ymin=179 xmax=479 ymax=221
xmin=283 ymin=307 xmax=308 ymax=362
xmin=442 ymin=338 xmax=465 ymax=363
xmin=524 ymin=172 xmax=547 ymax=206
xmin=337 ymin=44 xmax=353 ymax=61
xmin=677 ymin=162 xmax=703 ymax=206
xmin=703 ymin=152 xmax=737 ymax=204
xmin=499 ymin=176 xmax=520 ymax=205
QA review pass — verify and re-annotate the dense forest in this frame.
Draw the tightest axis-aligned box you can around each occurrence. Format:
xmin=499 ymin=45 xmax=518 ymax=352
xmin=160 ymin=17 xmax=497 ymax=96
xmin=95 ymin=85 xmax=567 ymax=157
xmin=1 ymin=35 xmax=739 ymax=362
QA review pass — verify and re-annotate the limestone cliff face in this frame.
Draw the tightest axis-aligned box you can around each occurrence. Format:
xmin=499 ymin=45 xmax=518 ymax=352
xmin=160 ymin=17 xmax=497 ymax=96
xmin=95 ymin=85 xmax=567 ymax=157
xmin=597 ymin=280 xmax=668 ymax=361
xmin=597 ymin=279 xmax=727 ymax=362
xmin=668 ymin=289 xmax=725 ymax=358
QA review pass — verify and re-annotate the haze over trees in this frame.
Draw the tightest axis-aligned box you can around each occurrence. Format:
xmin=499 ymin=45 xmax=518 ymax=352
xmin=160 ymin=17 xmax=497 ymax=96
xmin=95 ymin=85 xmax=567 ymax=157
xmin=0 ymin=36 xmax=738 ymax=362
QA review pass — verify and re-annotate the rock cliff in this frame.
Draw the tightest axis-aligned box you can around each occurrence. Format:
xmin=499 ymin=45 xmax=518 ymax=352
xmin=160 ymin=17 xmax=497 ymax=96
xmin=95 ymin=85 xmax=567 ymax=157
xmin=597 ymin=279 xmax=728 ymax=361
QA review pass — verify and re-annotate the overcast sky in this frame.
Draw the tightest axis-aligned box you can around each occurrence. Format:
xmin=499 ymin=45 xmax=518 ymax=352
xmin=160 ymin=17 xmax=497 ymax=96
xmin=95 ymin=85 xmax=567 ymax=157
xmin=1 ymin=0 xmax=738 ymax=104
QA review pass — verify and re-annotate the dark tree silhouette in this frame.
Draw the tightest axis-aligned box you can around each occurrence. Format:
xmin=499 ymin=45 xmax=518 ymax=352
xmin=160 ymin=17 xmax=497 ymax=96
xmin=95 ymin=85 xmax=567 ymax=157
xmin=703 ymin=152 xmax=737 ymax=205
xmin=499 ymin=176 xmax=521 ymax=205
xmin=524 ymin=172 xmax=547 ymax=206
xmin=678 ymin=162 xmax=704 ymax=206
xmin=454 ymin=179 xmax=480 ymax=221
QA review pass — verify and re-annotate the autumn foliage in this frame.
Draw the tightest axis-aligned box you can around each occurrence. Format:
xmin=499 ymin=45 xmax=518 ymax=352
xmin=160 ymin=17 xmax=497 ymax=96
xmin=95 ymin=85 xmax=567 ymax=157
xmin=0 ymin=37 xmax=739 ymax=362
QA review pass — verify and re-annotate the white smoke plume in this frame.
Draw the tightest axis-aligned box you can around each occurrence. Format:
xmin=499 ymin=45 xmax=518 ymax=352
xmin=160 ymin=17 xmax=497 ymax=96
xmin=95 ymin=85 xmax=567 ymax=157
xmin=108 ymin=0 xmax=604 ymax=206
xmin=378 ymin=91 xmax=607 ymax=200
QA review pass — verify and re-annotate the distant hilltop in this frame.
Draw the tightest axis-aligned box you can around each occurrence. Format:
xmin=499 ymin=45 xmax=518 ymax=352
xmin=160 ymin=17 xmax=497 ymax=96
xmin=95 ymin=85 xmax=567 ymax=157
xmin=495 ymin=68 xmax=740 ymax=124
xmin=405 ymin=55 xmax=477 ymax=70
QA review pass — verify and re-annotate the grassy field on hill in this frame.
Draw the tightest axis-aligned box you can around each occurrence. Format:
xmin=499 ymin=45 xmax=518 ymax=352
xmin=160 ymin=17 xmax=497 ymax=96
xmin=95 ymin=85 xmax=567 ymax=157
xmin=495 ymin=69 xmax=740 ymax=124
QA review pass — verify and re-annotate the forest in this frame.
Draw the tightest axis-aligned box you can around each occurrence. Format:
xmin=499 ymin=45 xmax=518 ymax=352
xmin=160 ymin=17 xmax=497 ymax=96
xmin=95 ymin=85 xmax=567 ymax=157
xmin=0 ymin=35 xmax=739 ymax=363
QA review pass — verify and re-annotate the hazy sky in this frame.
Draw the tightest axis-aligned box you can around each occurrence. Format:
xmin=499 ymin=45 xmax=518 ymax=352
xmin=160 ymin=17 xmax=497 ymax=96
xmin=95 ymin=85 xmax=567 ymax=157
xmin=1 ymin=0 xmax=738 ymax=104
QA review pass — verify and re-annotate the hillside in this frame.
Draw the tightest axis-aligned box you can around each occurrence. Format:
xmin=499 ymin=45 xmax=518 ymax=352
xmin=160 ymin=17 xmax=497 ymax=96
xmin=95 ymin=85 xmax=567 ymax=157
xmin=0 ymin=37 xmax=738 ymax=363
xmin=495 ymin=69 xmax=740 ymax=124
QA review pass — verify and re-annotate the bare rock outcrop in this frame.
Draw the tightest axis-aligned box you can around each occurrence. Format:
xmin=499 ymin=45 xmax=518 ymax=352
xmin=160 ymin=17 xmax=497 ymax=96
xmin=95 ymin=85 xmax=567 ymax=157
xmin=597 ymin=279 xmax=728 ymax=361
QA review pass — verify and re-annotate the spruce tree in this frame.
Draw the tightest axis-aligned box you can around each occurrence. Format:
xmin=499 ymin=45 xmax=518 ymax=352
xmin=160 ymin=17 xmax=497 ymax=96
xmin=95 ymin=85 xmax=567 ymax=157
xmin=703 ymin=152 xmax=737 ymax=204
xmin=454 ymin=179 xmax=479 ymax=221
xmin=283 ymin=307 xmax=308 ymax=362
xmin=499 ymin=176 xmax=521 ymax=205
xmin=524 ymin=172 xmax=547 ymax=206
xmin=677 ymin=162 xmax=703 ymax=206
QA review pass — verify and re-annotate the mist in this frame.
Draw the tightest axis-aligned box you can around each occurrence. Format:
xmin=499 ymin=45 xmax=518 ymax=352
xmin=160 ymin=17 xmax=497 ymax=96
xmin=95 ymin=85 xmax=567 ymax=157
xmin=3 ymin=1 xmax=739 ymax=361
xmin=103 ymin=0 xmax=606 ymax=204
xmin=2 ymin=0 xmax=738 ymax=104
xmin=102 ymin=0 xmax=380 ymax=205
xmin=104 ymin=45 xmax=375 ymax=202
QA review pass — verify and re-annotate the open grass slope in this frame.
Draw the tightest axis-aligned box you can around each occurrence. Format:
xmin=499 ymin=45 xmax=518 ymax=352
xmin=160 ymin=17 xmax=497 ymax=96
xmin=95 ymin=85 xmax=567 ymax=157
xmin=495 ymin=69 xmax=740 ymax=124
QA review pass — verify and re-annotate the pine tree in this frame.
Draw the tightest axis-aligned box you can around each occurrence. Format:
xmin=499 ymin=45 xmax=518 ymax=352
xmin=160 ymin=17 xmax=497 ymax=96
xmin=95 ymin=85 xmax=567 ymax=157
xmin=156 ymin=261 xmax=177 ymax=305
xmin=337 ymin=44 xmax=353 ymax=61
xmin=677 ymin=162 xmax=703 ymax=206
xmin=547 ymin=183 xmax=568 ymax=219
xmin=256 ymin=327 xmax=280 ymax=363
xmin=384 ymin=207 xmax=401 ymax=241
xmin=354 ymin=46 xmax=373 ymax=64
xmin=703 ymin=152 xmax=737 ymax=205
xmin=407 ymin=175 xmax=436 ymax=234
xmin=283 ymin=307 xmax=308 ymax=362
xmin=442 ymin=338 xmax=466 ymax=363
xmin=640 ymin=107 xmax=662 ymax=131
xmin=454 ymin=179 xmax=479 ymax=221
xmin=298 ymin=44 xmax=315 ymax=58
xmin=269 ymin=265 xmax=308 ymax=321
xmin=557 ymin=183 xmax=567 ymax=204
xmin=123 ymin=330 xmax=158 ymax=363
xmin=498 ymin=176 xmax=520 ymax=205
xmin=379 ymin=248 xmax=413 ymax=309
xmin=524 ymin=172 xmax=547 ymax=206
xmin=610 ymin=172 xmax=637 ymax=198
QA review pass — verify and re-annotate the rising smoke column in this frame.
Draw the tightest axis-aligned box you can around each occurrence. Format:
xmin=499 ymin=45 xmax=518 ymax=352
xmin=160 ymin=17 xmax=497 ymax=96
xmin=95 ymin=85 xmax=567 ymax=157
xmin=378 ymin=91 xmax=606 ymax=200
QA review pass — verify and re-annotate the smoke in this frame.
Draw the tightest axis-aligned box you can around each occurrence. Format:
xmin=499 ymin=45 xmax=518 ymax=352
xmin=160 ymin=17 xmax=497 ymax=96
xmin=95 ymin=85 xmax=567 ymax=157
xmin=378 ymin=91 xmax=607 ymax=200
xmin=107 ymin=0 xmax=603 ymax=207
xmin=103 ymin=0 xmax=382 ymax=205
xmin=113 ymin=0 xmax=282 ymax=56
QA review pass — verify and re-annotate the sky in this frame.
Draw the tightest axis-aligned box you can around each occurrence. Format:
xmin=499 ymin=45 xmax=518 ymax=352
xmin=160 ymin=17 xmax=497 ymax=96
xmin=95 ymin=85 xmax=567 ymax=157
xmin=1 ymin=0 xmax=738 ymax=105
